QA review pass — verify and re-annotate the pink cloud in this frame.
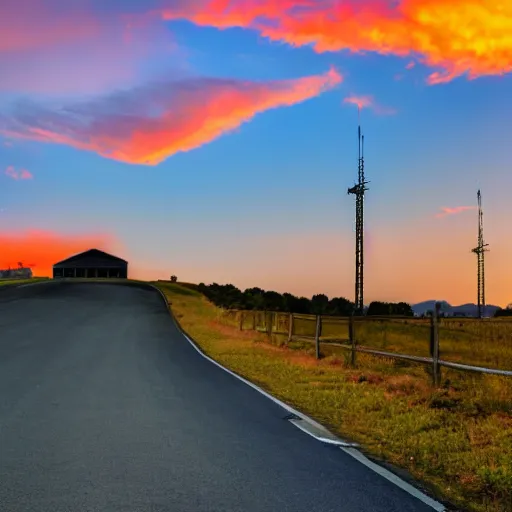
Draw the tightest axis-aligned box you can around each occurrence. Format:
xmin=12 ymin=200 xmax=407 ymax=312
xmin=0 ymin=1 xmax=97 ymax=53
xmin=343 ymin=95 xmax=396 ymax=116
xmin=0 ymin=67 xmax=342 ymax=165
xmin=0 ymin=1 xmax=175 ymax=95
xmin=344 ymin=95 xmax=373 ymax=110
xmin=5 ymin=166 xmax=33 ymax=180
xmin=406 ymin=61 xmax=416 ymax=70
xmin=436 ymin=206 xmax=476 ymax=218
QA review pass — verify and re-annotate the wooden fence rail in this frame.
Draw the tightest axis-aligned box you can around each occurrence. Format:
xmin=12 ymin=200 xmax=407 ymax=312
xmin=224 ymin=307 xmax=512 ymax=385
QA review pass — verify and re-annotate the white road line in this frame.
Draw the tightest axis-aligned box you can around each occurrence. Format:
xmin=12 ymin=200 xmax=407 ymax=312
xmin=288 ymin=419 xmax=358 ymax=447
xmin=340 ymin=447 xmax=446 ymax=512
xmin=151 ymin=285 xmax=447 ymax=512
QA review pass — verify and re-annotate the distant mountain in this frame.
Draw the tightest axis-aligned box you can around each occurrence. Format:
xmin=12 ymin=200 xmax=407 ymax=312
xmin=450 ymin=303 xmax=500 ymax=317
xmin=412 ymin=300 xmax=451 ymax=316
xmin=412 ymin=300 xmax=500 ymax=317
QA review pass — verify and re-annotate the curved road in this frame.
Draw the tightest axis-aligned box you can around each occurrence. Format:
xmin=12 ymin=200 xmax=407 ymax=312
xmin=0 ymin=282 xmax=439 ymax=512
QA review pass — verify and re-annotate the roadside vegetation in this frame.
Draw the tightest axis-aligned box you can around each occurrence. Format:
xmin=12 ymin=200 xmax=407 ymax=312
xmin=219 ymin=309 xmax=512 ymax=372
xmin=154 ymin=281 xmax=512 ymax=512
xmin=0 ymin=277 xmax=49 ymax=287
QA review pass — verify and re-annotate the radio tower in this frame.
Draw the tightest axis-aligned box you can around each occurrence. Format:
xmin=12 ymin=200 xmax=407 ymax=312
xmin=471 ymin=190 xmax=489 ymax=318
xmin=347 ymin=108 xmax=369 ymax=315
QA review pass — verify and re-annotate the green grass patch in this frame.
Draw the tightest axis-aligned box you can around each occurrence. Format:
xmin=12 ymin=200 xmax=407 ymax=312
xmin=154 ymin=283 xmax=512 ymax=512
xmin=0 ymin=277 xmax=50 ymax=287
xmin=156 ymin=282 xmax=202 ymax=297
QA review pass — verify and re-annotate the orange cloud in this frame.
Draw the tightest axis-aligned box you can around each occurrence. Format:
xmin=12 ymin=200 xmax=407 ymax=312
xmin=5 ymin=166 xmax=33 ymax=180
xmin=162 ymin=0 xmax=512 ymax=84
xmin=0 ymin=68 xmax=342 ymax=165
xmin=0 ymin=230 xmax=121 ymax=277
xmin=343 ymin=95 xmax=396 ymax=115
xmin=436 ymin=206 xmax=477 ymax=218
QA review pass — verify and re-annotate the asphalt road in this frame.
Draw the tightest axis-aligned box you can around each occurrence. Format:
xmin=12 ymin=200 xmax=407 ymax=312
xmin=0 ymin=281 xmax=437 ymax=512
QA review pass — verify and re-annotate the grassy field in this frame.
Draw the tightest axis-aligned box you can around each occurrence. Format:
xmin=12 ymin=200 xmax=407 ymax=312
xmin=154 ymin=282 xmax=512 ymax=512
xmin=224 ymin=310 xmax=512 ymax=372
xmin=0 ymin=277 xmax=50 ymax=287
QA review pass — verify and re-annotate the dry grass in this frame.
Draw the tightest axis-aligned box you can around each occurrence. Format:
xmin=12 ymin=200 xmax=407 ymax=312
xmin=227 ymin=310 xmax=512 ymax=372
xmin=154 ymin=282 xmax=512 ymax=512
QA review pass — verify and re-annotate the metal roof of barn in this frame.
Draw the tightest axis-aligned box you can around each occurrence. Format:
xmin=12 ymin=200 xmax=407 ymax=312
xmin=53 ymin=249 xmax=128 ymax=268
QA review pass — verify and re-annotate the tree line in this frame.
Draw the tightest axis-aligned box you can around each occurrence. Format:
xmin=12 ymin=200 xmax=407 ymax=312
xmin=495 ymin=306 xmax=512 ymax=317
xmin=195 ymin=282 xmax=414 ymax=317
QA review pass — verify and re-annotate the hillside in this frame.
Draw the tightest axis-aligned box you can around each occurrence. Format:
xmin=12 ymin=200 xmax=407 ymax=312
xmin=412 ymin=300 xmax=500 ymax=317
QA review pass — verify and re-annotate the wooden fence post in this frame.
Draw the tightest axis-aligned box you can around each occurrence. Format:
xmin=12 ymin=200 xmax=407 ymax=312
xmin=287 ymin=313 xmax=294 ymax=344
xmin=252 ymin=311 xmax=256 ymax=331
xmin=239 ymin=311 xmax=244 ymax=331
xmin=430 ymin=303 xmax=441 ymax=386
xmin=349 ymin=314 xmax=356 ymax=366
xmin=315 ymin=315 xmax=321 ymax=360
xmin=268 ymin=312 xmax=274 ymax=337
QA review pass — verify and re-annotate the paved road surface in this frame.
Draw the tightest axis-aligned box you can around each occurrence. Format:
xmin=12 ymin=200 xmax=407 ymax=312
xmin=0 ymin=282 xmax=438 ymax=512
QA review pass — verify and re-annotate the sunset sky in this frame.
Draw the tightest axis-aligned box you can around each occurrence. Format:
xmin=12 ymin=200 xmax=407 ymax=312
xmin=1 ymin=0 xmax=511 ymax=307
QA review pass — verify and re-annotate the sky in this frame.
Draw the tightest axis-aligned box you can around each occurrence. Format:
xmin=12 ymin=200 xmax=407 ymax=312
xmin=1 ymin=0 xmax=511 ymax=307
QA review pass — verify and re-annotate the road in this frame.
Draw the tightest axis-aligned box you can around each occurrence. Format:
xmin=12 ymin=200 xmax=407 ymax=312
xmin=0 ymin=281 xmax=439 ymax=512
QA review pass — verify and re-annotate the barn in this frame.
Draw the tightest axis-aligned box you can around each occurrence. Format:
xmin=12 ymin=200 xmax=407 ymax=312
xmin=53 ymin=249 xmax=128 ymax=279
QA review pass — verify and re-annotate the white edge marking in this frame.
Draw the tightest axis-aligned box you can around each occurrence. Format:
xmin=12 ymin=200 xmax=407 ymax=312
xmin=148 ymin=286 xmax=346 ymax=438
xmin=340 ymin=447 xmax=446 ymax=512
xmin=288 ymin=419 xmax=358 ymax=447
xmin=151 ymin=285 xmax=447 ymax=512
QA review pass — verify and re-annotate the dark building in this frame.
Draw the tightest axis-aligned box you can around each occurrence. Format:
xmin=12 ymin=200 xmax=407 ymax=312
xmin=53 ymin=249 xmax=128 ymax=279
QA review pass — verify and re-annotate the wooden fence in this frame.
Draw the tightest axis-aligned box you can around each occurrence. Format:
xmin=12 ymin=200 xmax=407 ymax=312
xmin=223 ymin=308 xmax=512 ymax=386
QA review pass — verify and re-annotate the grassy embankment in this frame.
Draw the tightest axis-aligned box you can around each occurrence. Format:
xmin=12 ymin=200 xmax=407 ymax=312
xmin=154 ymin=281 xmax=512 ymax=512
xmin=0 ymin=277 xmax=50 ymax=287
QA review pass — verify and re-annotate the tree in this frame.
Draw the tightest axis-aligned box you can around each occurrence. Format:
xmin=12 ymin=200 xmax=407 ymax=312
xmin=327 ymin=297 xmax=354 ymax=316
xmin=367 ymin=301 xmax=413 ymax=316
xmin=495 ymin=304 xmax=512 ymax=317
xmin=367 ymin=301 xmax=387 ymax=316
xmin=262 ymin=290 xmax=284 ymax=311
xmin=311 ymin=294 xmax=329 ymax=315
xmin=170 ymin=275 xmax=178 ymax=283
xmin=393 ymin=302 xmax=414 ymax=316
xmin=243 ymin=287 xmax=266 ymax=310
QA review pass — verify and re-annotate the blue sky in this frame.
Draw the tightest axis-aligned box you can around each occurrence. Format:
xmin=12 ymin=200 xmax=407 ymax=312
xmin=1 ymin=0 xmax=511 ymax=306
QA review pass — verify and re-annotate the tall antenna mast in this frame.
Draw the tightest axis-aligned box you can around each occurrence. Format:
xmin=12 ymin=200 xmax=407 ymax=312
xmin=348 ymin=107 xmax=370 ymax=315
xmin=471 ymin=189 xmax=489 ymax=318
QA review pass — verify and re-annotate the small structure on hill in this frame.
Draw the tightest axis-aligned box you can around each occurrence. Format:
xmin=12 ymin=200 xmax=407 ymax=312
xmin=0 ymin=262 xmax=33 ymax=279
xmin=53 ymin=249 xmax=128 ymax=279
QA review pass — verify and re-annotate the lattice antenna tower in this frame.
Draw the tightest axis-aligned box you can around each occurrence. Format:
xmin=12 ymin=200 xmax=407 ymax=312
xmin=471 ymin=190 xmax=489 ymax=318
xmin=347 ymin=108 xmax=370 ymax=315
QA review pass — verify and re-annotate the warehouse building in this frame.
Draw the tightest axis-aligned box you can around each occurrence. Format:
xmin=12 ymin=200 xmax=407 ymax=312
xmin=53 ymin=249 xmax=128 ymax=279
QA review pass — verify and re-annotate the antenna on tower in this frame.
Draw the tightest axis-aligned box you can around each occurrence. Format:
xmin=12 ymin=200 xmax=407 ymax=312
xmin=471 ymin=189 xmax=489 ymax=318
xmin=347 ymin=109 xmax=370 ymax=315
